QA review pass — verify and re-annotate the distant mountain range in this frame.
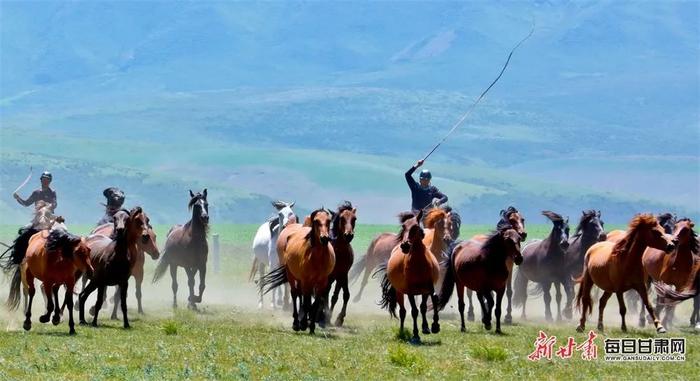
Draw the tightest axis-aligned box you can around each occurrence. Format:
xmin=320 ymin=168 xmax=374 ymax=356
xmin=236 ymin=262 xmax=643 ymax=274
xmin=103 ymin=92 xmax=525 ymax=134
xmin=1 ymin=1 xmax=697 ymax=224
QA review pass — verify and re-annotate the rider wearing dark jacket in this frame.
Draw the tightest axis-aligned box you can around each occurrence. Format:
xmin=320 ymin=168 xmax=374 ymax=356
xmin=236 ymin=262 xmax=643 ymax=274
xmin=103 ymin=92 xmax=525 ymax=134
xmin=14 ymin=171 xmax=57 ymax=212
xmin=405 ymin=159 xmax=448 ymax=213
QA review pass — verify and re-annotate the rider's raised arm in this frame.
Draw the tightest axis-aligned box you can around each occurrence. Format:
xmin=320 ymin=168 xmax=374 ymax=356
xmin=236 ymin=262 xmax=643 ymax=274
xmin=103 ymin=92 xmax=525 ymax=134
xmin=15 ymin=190 xmax=38 ymax=207
xmin=405 ymin=165 xmax=418 ymax=190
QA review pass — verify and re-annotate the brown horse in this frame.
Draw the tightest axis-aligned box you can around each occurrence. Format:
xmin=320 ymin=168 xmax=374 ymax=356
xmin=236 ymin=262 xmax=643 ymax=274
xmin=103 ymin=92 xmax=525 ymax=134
xmin=349 ymin=207 xmax=453 ymax=302
xmin=153 ymin=190 xmax=209 ymax=309
xmin=377 ymin=210 xmax=440 ymax=344
xmin=464 ymin=206 xmax=527 ymax=324
xmin=439 ymin=228 xmax=523 ymax=334
xmin=575 ymin=214 xmax=677 ymax=333
xmin=323 ymin=202 xmax=357 ymax=327
xmin=6 ymin=225 xmax=93 ymax=335
xmin=80 ymin=208 xmax=147 ymax=328
xmin=90 ymin=211 xmax=160 ymax=318
xmin=261 ymin=208 xmax=335 ymax=334
xmin=422 ymin=208 xmax=453 ymax=293
xmin=643 ymin=218 xmax=700 ymax=327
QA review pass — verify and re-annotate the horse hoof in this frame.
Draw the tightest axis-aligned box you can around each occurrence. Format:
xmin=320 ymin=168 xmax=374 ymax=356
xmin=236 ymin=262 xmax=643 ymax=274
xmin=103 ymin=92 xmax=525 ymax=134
xmin=409 ymin=336 xmax=421 ymax=345
xmin=292 ymin=322 xmax=300 ymax=331
xmin=39 ymin=315 xmax=50 ymax=324
xmin=467 ymin=312 xmax=475 ymax=322
xmin=352 ymin=295 xmax=361 ymax=303
xmin=91 ymin=322 xmax=98 ymax=328
xmin=299 ymin=320 xmax=308 ymax=331
xmin=124 ymin=324 xmax=131 ymax=329
xmin=639 ymin=319 xmax=646 ymax=328
xmin=460 ymin=326 xmax=466 ymax=333
xmin=597 ymin=324 xmax=604 ymax=332
xmin=52 ymin=316 xmax=61 ymax=326
xmin=657 ymin=326 xmax=666 ymax=334
xmin=431 ymin=322 xmax=440 ymax=334
xmin=621 ymin=326 xmax=628 ymax=333
xmin=694 ymin=323 xmax=700 ymax=331
xmin=334 ymin=318 xmax=344 ymax=327
xmin=422 ymin=327 xmax=431 ymax=335
xmin=69 ymin=329 xmax=76 ymax=335
xmin=484 ymin=323 xmax=492 ymax=331
xmin=23 ymin=321 xmax=31 ymax=331
xmin=576 ymin=325 xmax=584 ymax=333
xmin=496 ymin=328 xmax=503 ymax=335
xmin=110 ymin=315 xmax=119 ymax=321
xmin=504 ymin=315 xmax=513 ymax=325
xmin=79 ymin=320 xmax=88 ymax=326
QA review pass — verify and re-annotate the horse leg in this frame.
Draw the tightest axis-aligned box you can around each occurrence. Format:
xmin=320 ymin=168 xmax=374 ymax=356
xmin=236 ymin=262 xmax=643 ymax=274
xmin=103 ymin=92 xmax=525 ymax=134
xmin=170 ymin=264 xmax=178 ymax=309
xmin=408 ymin=294 xmax=420 ymax=344
xmin=330 ymin=281 xmax=341 ymax=324
xmin=110 ymin=286 xmax=120 ymax=320
xmin=562 ymin=277 xmax=574 ymax=320
xmin=309 ymin=290 xmax=323 ymax=335
xmin=596 ymin=291 xmax=612 ymax=332
xmin=39 ymin=283 xmax=54 ymax=324
xmin=693 ymin=294 xmax=700 ymax=330
xmin=420 ymin=294 xmax=430 ymax=334
xmin=504 ymin=270 xmax=513 ymax=325
xmin=476 ymin=292 xmax=490 ymax=330
xmin=92 ymin=285 xmax=106 ymax=327
xmin=66 ymin=283 xmax=76 ymax=335
xmin=283 ymin=284 xmax=291 ymax=311
xmin=495 ymin=288 xmax=505 ymax=334
xmin=636 ymin=285 xmax=665 ymax=333
xmin=616 ymin=292 xmax=628 ymax=332
xmin=23 ymin=275 xmax=36 ymax=331
xmin=51 ymin=285 xmax=61 ymax=325
xmin=120 ymin=281 xmax=130 ymax=329
xmin=335 ymin=277 xmax=351 ymax=327
xmin=430 ymin=291 xmax=440 ymax=334
xmin=457 ymin=284 xmax=466 ymax=332
xmin=353 ymin=263 xmax=371 ymax=303
xmin=484 ymin=291 xmax=495 ymax=331
xmin=554 ymin=282 xmax=562 ymax=322
xmin=397 ymin=292 xmax=406 ymax=335
xmin=79 ymin=281 xmax=98 ymax=325
xmin=299 ymin=293 xmax=310 ymax=331
xmin=257 ymin=262 xmax=265 ymax=309
xmin=576 ymin=275 xmax=593 ymax=333
xmin=74 ymin=274 xmax=87 ymax=311
xmin=542 ymin=282 xmax=553 ymax=322
xmin=291 ymin=286 xmax=300 ymax=331
xmin=135 ymin=273 xmax=144 ymax=314
xmin=185 ymin=268 xmax=196 ymax=308
xmin=196 ymin=264 xmax=206 ymax=304
xmin=466 ymin=289 xmax=475 ymax=321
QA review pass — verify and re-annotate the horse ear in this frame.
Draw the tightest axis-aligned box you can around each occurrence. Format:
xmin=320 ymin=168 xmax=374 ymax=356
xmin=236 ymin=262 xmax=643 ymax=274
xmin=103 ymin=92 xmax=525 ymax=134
xmin=203 ymin=189 xmax=207 ymax=199
xmin=352 ymin=208 xmax=357 ymax=214
xmin=103 ymin=188 xmax=111 ymax=197
xmin=189 ymin=190 xmax=195 ymax=198
xmin=290 ymin=201 xmax=295 ymax=208
xmin=500 ymin=209 xmax=506 ymax=217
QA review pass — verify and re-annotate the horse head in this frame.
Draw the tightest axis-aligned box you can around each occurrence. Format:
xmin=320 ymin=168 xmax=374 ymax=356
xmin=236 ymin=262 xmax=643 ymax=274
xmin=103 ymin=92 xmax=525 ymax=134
xmin=500 ymin=206 xmax=527 ymax=241
xmin=578 ymin=210 xmax=607 ymax=242
xmin=672 ymin=218 xmax=697 ymax=252
xmin=112 ymin=210 xmax=130 ymax=238
xmin=397 ymin=210 xmax=424 ymax=254
xmin=501 ymin=228 xmax=523 ymax=265
xmin=33 ymin=201 xmax=56 ymax=230
xmin=189 ymin=189 xmax=209 ymax=225
xmin=103 ymin=187 xmax=126 ymax=208
xmin=658 ymin=213 xmax=678 ymax=235
xmin=307 ymin=208 xmax=331 ymax=246
xmin=629 ymin=214 xmax=676 ymax=253
xmin=71 ymin=237 xmax=95 ymax=275
xmin=139 ymin=214 xmax=160 ymax=260
xmin=272 ymin=200 xmax=297 ymax=228
xmin=332 ymin=201 xmax=357 ymax=243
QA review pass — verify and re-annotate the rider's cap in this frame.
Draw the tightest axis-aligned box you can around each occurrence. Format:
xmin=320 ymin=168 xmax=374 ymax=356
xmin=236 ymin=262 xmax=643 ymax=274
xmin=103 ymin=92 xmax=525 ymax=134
xmin=40 ymin=171 xmax=52 ymax=181
xmin=419 ymin=169 xmax=432 ymax=180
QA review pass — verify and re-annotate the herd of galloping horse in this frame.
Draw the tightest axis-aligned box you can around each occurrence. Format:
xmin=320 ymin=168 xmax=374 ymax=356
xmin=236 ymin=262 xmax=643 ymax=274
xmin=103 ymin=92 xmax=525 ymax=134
xmin=2 ymin=190 xmax=699 ymax=343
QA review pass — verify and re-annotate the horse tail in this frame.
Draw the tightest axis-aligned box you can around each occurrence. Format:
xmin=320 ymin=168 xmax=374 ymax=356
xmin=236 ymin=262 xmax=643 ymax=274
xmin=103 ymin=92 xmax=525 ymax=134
xmin=6 ymin=265 xmax=22 ymax=311
xmin=152 ymin=250 xmax=170 ymax=283
xmin=512 ymin=268 xmax=529 ymax=307
xmin=248 ymin=257 xmax=259 ymax=282
xmin=348 ymin=253 xmax=367 ymax=285
xmin=0 ymin=228 xmax=35 ymax=274
xmin=259 ymin=265 xmax=288 ymax=295
xmin=574 ymin=268 xmax=593 ymax=316
xmin=653 ymin=280 xmax=698 ymax=306
xmin=437 ymin=246 xmax=456 ymax=311
xmin=375 ymin=263 xmax=397 ymax=318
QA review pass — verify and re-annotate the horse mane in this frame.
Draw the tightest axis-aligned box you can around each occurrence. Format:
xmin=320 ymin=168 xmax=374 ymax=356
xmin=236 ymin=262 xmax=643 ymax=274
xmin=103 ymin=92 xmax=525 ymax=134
xmin=331 ymin=201 xmax=354 ymax=238
xmin=541 ymin=210 xmax=564 ymax=223
xmin=500 ymin=206 xmax=519 ymax=218
xmin=658 ymin=212 xmax=677 ymax=234
xmin=677 ymin=218 xmax=699 ymax=255
xmin=46 ymin=228 xmax=80 ymax=258
xmin=574 ymin=210 xmax=597 ymax=236
xmin=188 ymin=194 xmax=202 ymax=210
xmin=481 ymin=229 xmax=506 ymax=256
xmin=613 ymin=214 xmax=658 ymax=256
xmin=423 ymin=208 xmax=448 ymax=229
xmin=395 ymin=211 xmax=417 ymax=244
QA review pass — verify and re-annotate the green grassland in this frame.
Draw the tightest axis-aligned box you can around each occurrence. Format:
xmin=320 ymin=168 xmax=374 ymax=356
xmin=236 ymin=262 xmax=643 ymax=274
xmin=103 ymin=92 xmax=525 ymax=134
xmin=0 ymin=223 xmax=697 ymax=380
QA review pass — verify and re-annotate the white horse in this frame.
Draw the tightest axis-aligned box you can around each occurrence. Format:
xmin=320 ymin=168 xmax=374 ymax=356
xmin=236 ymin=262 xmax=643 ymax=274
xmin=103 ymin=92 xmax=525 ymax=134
xmin=251 ymin=201 xmax=296 ymax=309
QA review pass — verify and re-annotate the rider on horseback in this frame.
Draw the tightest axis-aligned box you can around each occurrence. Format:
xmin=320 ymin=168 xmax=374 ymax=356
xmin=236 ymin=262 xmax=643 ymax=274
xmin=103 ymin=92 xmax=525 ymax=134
xmin=405 ymin=159 xmax=448 ymax=214
xmin=13 ymin=171 xmax=57 ymax=213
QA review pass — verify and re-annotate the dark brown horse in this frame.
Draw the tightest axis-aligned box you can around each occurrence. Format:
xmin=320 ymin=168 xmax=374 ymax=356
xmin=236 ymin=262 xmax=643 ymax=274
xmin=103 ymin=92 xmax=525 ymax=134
xmin=153 ymin=190 xmax=209 ymax=309
xmin=575 ymin=214 xmax=676 ymax=333
xmin=80 ymin=208 xmax=147 ymax=328
xmin=323 ymin=202 xmax=357 ymax=327
xmin=6 ymin=224 xmax=93 ymax=335
xmin=90 ymin=211 xmax=160 ymax=318
xmin=439 ymin=228 xmax=523 ymax=334
xmin=377 ymin=210 xmax=441 ymax=343
xmin=465 ymin=206 xmax=527 ymax=324
xmin=261 ymin=208 xmax=335 ymax=334
xmin=512 ymin=211 xmax=571 ymax=321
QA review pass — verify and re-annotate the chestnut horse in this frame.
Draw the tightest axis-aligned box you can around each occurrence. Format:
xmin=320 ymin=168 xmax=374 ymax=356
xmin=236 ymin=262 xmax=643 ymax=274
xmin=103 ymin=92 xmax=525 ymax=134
xmin=89 ymin=211 xmax=159 ymax=318
xmin=261 ymin=208 xmax=335 ymax=334
xmin=643 ymin=218 xmax=700 ymax=327
xmin=6 ymin=225 xmax=93 ymax=335
xmin=377 ymin=210 xmax=440 ymax=344
xmin=439 ymin=228 xmax=523 ymax=334
xmin=80 ymin=208 xmax=147 ymax=328
xmin=349 ymin=207 xmax=453 ymax=302
xmin=422 ymin=208 xmax=453 ymax=294
xmin=464 ymin=206 xmax=527 ymax=324
xmin=575 ymin=214 xmax=677 ymax=333
xmin=323 ymin=202 xmax=357 ymax=327
xmin=153 ymin=190 xmax=209 ymax=309
xmin=513 ymin=211 xmax=570 ymax=321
